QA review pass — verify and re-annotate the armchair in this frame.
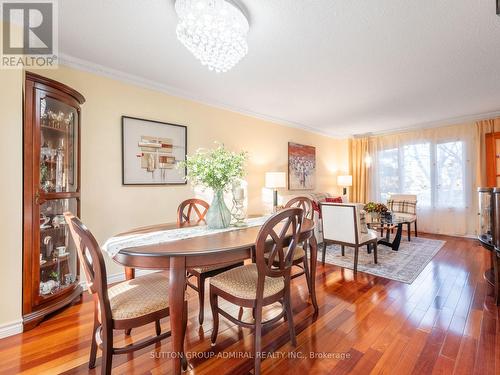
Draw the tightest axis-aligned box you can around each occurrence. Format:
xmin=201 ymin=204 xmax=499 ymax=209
xmin=320 ymin=203 xmax=378 ymax=272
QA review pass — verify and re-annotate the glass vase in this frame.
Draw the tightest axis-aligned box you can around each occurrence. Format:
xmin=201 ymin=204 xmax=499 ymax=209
xmin=206 ymin=189 xmax=232 ymax=229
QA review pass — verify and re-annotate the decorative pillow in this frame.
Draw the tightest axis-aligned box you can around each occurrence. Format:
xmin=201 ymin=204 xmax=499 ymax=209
xmin=325 ymin=197 xmax=343 ymax=203
xmin=387 ymin=199 xmax=417 ymax=215
xmin=311 ymin=200 xmax=321 ymax=218
xmin=359 ymin=210 xmax=369 ymax=234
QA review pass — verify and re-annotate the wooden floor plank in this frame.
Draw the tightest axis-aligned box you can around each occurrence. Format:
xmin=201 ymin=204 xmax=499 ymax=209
xmin=0 ymin=234 xmax=498 ymax=375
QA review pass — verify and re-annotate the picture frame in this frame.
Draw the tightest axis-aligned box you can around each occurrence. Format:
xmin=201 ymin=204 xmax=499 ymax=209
xmin=288 ymin=142 xmax=316 ymax=190
xmin=121 ymin=116 xmax=187 ymax=185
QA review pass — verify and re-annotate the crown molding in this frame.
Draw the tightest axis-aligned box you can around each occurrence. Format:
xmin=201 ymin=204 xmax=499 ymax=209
xmin=58 ymin=54 xmax=500 ymax=140
xmin=353 ymin=110 xmax=500 ymax=138
xmin=58 ymin=53 xmax=343 ymax=139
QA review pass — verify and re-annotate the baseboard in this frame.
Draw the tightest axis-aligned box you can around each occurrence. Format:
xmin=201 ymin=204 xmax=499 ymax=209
xmin=79 ymin=269 xmax=158 ymax=291
xmin=0 ymin=320 xmax=23 ymax=339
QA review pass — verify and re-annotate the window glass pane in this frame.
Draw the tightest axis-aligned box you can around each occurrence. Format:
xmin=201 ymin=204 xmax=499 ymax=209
xmin=402 ymin=143 xmax=431 ymax=206
xmin=378 ymin=148 xmax=399 ymax=201
xmin=40 ymin=96 xmax=78 ymax=193
xmin=436 ymin=141 xmax=465 ymax=207
xmin=39 ymin=198 xmax=79 ymax=298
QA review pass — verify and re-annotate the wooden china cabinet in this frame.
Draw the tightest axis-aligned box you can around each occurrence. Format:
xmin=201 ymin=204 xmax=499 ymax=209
xmin=23 ymin=72 xmax=85 ymax=330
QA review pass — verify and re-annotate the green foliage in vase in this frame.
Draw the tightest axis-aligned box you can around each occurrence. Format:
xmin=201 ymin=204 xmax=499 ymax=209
xmin=49 ymin=271 xmax=59 ymax=280
xmin=180 ymin=143 xmax=247 ymax=191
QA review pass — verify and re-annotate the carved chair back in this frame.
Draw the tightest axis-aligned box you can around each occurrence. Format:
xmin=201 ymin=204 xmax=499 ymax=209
xmin=254 ymin=208 xmax=303 ymax=287
xmin=285 ymin=196 xmax=314 ymax=220
xmin=64 ymin=212 xmax=111 ymax=320
xmin=177 ymin=198 xmax=209 ymax=226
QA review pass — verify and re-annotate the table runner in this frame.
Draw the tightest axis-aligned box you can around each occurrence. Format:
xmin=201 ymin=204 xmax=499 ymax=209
xmin=101 ymin=215 xmax=271 ymax=258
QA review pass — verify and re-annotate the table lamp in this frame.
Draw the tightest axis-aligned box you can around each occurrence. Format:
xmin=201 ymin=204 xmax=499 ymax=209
xmin=337 ymin=175 xmax=352 ymax=195
xmin=265 ymin=172 xmax=286 ymax=212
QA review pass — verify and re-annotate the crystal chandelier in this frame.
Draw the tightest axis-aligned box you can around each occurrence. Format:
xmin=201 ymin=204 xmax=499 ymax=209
xmin=174 ymin=0 xmax=249 ymax=73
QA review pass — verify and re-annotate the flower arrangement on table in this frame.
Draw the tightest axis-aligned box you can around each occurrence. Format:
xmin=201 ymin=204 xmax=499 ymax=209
xmin=180 ymin=143 xmax=248 ymax=229
xmin=364 ymin=202 xmax=388 ymax=214
xmin=363 ymin=202 xmax=389 ymax=222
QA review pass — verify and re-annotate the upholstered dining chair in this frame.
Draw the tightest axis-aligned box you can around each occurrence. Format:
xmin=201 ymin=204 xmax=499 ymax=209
xmin=209 ymin=208 xmax=303 ymax=375
xmin=320 ymin=203 xmax=378 ymax=272
xmin=64 ymin=212 xmax=187 ymax=375
xmin=180 ymin=198 xmax=244 ymax=325
xmin=387 ymin=193 xmax=418 ymax=241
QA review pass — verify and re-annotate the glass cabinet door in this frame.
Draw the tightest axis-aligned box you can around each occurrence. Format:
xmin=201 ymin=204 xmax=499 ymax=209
xmin=39 ymin=96 xmax=79 ymax=193
xmin=38 ymin=198 xmax=79 ymax=298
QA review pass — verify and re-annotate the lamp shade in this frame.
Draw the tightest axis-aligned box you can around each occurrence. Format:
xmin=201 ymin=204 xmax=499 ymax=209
xmin=337 ymin=175 xmax=352 ymax=187
xmin=265 ymin=172 xmax=287 ymax=189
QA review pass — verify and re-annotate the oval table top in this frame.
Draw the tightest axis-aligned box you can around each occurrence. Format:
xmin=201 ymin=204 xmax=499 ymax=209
xmin=112 ymin=217 xmax=315 ymax=258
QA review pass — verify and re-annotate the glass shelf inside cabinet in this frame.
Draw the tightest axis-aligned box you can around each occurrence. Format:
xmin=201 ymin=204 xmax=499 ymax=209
xmin=40 ymin=97 xmax=78 ymax=193
xmin=39 ymin=198 xmax=79 ymax=297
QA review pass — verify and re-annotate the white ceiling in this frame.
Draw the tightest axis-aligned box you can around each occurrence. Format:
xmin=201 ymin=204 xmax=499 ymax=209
xmin=59 ymin=0 xmax=500 ymax=137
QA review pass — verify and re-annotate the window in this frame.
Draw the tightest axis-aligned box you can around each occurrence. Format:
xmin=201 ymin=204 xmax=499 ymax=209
xmin=436 ymin=141 xmax=465 ymax=207
xmin=402 ymin=143 xmax=431 ymax=206
xmin=376 ymin=141 xmax=465 ymax=208
xmin=378 ymin=148 xmax=399 ymax=202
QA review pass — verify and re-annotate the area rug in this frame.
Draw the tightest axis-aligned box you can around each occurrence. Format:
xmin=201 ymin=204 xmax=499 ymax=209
xmin=318 ymin=237 xmax=446 ymax=284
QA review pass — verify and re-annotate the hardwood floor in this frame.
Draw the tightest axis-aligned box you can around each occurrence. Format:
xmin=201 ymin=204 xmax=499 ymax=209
xmin=0 ymin=234 xmax=498 ymax=374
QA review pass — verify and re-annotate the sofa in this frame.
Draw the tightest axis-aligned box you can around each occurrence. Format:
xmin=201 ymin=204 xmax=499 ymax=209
xmin=280 ymin=192 xmax=349 ymax=243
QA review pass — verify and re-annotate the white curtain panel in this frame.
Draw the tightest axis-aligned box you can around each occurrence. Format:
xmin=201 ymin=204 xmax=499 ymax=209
xmin=369 ymin=123 xmax=477 ymax=237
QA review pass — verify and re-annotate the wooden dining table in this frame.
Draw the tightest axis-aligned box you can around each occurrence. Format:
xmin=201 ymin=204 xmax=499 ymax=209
xmin=109 ymin=217 xmax=318 ymax=375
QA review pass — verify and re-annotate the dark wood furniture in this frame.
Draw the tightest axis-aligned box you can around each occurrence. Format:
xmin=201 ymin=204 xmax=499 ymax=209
xmin=477 ymin=187 xmax=500 ymax=306
xmin=180 ymin=198 xmax=244 ymax=325
xmin=109 ymin=216 xmax=318 ymax=375
xmin=23 ymin=72 xmax=85 ymax=330
xmin=209 ymin=208 xmax=303 ymax=375
xmin=177 ymin=198 xmax=209 ymax=226
xmin=320 ymin=203 xmax=378 ymax=272
xmin=64 ymin=213 xmax=187 ymax=374
xmin=283 ymin=196 xmax=314 ymax=294
xmin=2 ymin=236 xmax=493 ymax=375
xmin=367 ymin=217 xmax=411 ymax=251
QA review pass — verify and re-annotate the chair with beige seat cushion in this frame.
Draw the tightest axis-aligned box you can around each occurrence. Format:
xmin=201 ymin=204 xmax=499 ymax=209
xmin=209 ymin=208 xmax=303 ymax=375
xmin=180 ymin=198 xmax=244 ymax=325
xmin=64 ymin=212 xmax=187 ymax=375
xmin=107 ymin=272 xmax=170 ymax=320
xmin=319 ymin=203 xmax=378 ymax=272
xmin=387 ymin=194 xmax=418 ymax=241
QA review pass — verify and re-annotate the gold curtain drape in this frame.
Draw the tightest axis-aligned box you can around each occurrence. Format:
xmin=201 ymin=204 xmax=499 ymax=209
xmin=348 ymin=137 xmax=370 ymax=203
xmin=475 ymin=118 xmax=500 ymax=187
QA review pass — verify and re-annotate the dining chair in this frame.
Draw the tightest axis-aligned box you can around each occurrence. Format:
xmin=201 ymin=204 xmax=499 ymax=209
xmin=319 ymin=203 xmax=378 ymax=272
xmin=177 ymin=198 xmax=210 ymax=226
xmin=180 ymin=198 xmax=244 ymax=325
xmin=209 ymin=208 xmax=303 ymax=375
xmin=278 ymin=196 xmax=313 ymax=294
xmin=64 ymin=212 xmax=187 ymax=374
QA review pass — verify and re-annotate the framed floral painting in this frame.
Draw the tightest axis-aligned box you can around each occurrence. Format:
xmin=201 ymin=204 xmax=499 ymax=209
xmin=288 ymin=142 xmax=316 ymax=190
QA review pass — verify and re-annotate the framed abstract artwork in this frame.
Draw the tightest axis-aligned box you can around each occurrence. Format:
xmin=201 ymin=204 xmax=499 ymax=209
xmin=288 ymin=142 xmax=316 ymax=190
xmin=122 ymin=116 xmax=187 ymax=185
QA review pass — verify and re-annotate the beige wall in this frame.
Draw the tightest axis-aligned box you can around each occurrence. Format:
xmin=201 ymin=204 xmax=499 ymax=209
xmin=0 ymin=65 xmax=348 ymax=328
xmin=0 ymin=69 xmax=23 ymax=329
